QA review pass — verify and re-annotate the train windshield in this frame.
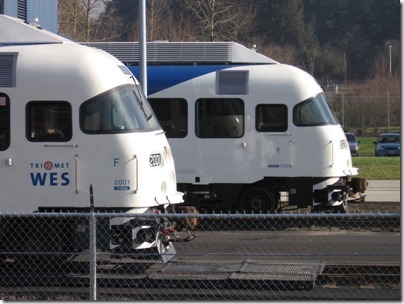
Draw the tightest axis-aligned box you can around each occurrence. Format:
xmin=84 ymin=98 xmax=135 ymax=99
xmin=80 ymin=84 xmax=160 ymax=133
xmin=293 ymin=93 xmax=338 ymax=126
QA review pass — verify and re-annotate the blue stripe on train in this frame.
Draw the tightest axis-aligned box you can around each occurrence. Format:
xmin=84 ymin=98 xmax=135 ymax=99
xmin=127 ymin=65 xmax=241 ymax=95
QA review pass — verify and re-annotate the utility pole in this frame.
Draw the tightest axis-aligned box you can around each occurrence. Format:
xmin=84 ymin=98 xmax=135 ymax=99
xmin=388 ymin=45 xmax=392 ymax=77
xmin=343 ymin=52 xmax=347 ymax=84
xmin=139 ymin=0 xmax=147 ymax=96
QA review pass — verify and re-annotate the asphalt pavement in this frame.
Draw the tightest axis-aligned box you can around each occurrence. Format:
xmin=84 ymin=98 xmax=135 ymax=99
xmin=365 ymin=180 xmax=400 ymax=202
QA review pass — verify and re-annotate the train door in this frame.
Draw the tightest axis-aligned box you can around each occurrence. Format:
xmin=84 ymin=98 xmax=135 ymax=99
xmin=24 ymin=101 xmax=77 ymax=208
xmin=194 ymin=97 xmax=245 ymax=183
xmin=255 ymin=103 xmax=292 ymax=172
xmin=0 ymin=93 xmax=10 ymax=152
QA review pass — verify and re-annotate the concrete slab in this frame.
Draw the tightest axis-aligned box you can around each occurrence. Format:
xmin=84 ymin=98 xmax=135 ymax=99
xmin=365 ymin=180 xmax=401 ymax=202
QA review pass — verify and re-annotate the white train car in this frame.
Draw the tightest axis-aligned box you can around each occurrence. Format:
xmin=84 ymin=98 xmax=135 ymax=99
xmin=0 ymin=16 xmax=186 ymax=262
xmin=82 ymin=41 xmax=367 ymax=213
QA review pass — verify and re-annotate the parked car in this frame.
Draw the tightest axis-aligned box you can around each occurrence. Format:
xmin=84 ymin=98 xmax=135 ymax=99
xmin=345 ymin=132 xmax=359 ymax=156
xmin=374 ymin=133 xmax=400 ymax=156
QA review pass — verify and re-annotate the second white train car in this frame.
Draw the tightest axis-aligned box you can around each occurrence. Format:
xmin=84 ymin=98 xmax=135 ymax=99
xmin=83 ymin=41 xmax=367 ymax=213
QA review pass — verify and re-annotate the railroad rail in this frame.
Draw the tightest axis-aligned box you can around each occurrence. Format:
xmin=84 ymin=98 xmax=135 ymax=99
xmin=0 ymin=258 xmax=400 ymax=301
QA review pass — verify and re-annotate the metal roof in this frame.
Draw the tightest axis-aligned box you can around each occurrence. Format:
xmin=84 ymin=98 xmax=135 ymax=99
xmin=81 ymin=41 xmax=278 ymax=64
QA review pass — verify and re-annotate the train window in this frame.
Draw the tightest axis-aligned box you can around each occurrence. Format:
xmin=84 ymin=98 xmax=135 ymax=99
xmin=293 ymin=93 xmax=338 ymax=126
xmin=148 ymin=98 xmax=188 ymax=138
xmin=256 ymin=104 xmax=288 ymax=132
xmin=0 ymin=93 xmax=10 ymax=150
xmin=27 ymin=101 xmax=72 ymax=142
xmin=196 ymin=98 xmax=244 ymax=138
xmin=80 ymin=85 xmax=153 ymax=134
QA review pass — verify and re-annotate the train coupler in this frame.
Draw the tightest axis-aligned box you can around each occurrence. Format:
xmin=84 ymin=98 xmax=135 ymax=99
xmin=161 ymin=224 xmax=197 ymax=243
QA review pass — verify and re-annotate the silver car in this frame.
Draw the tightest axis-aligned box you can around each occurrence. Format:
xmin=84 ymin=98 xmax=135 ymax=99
xmin=345 ymin=132 xmax=359 ymax=156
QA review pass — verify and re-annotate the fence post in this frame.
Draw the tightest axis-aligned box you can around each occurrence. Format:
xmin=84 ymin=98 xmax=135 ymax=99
xmin=89 ymin=184 xmax=97 ymax=300
xmin=387 ymin=92 xmax=390 ymax=128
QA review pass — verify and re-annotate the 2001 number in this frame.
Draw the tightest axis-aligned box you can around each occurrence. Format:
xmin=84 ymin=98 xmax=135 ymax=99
xmin=114 ymin=179 xmax=130 ymax=185
xmin=149 ymin=153 xmax=161 ymax=167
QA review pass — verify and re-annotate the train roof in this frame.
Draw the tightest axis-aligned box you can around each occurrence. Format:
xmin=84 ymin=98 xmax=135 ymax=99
xmin=81 ymin=41 xmax=278 ymax=65
xmin=0 ymin=14 xmax=72 ymax=46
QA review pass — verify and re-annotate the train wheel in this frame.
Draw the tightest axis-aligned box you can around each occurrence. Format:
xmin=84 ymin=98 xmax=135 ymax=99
xmin=239 ymin=187 xmax=277 ymax=213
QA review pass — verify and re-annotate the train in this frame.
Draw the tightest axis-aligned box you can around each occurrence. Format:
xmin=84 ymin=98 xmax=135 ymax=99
xmin=82 ymin=41 xmax=368 ymax=214
xmin=0 ymin=15 xmax=189 ymax=263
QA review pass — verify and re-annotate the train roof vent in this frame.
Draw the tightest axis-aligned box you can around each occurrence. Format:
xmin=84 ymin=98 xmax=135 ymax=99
xmin=147 ymin=42 xmax=232 ymax=62
xmin=81 ymin=41 xmax=278 ymax=64
xmin=0 ymin=54 xmax=17 ymax=87
xmin=216 ymin=70 xmax=249 ymax=95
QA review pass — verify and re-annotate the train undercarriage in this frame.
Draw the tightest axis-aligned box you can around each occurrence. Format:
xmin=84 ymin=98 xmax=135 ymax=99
xmin=0 ymin=207 xmax=197 ymax=266
xmin=178 ymin=177 xmax=368 ymax=214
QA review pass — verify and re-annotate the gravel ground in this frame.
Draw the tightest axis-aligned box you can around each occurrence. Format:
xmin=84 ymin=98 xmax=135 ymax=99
xmin=349 ymin=201 xmax=400 ymax=213
xmin=277 ymin=201 xmax=400 ymax=214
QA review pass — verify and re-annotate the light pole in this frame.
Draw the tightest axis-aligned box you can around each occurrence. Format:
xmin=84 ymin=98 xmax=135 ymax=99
xmin=139 ymin=0 xmax=147 ymax=96
xmin=389 ymin=45 xmax=392 ymax=77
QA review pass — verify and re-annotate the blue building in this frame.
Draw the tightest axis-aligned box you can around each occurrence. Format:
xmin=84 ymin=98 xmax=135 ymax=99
xmin=1 ymin=0 xmax=58 ymax=33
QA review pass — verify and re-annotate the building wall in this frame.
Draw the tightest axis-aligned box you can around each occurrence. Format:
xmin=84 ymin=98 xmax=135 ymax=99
xmin=3 ymin=0 xmax=58 ymax=33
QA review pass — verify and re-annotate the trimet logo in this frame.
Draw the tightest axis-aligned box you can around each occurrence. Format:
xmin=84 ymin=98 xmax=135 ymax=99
xmin=29 ymin=161 xmax=70 ymax=186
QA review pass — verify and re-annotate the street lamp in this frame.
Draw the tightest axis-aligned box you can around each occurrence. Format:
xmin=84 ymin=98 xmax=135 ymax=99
xmin=389 ymin=45 xmax=392 ymax=76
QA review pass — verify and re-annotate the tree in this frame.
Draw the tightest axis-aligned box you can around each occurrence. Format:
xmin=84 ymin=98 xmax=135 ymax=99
xmin=59 ymin=0 xmax=110 ymax=41
xmin=59 ymin=0 xmax=86 ymax=40
xmin=81 ymin=0 xmax=105 ymax=41
xmin=254 ymin=0 xmax=306 ymax=47
xmin=58 ymin=0 xmax=400 ymax=82
xmin=303 ymin=0 xmax=400 ymax=80
xmin=179 ymin=0 xmax=256 ymax=42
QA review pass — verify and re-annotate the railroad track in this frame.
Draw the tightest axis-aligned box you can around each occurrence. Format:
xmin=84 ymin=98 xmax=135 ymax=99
xmin=317 ymin=264 xmax=400 ymax=287
xmin=0 ymin=259 xmax=400 ymax=288
xmin=0 ymin=260 xmax=400 ymax=301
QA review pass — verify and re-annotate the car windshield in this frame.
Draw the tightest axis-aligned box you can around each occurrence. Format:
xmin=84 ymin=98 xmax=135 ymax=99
xmin=80 ymin=84 xmax=160 ymax=133
xmin=346 ymin=134 xmax=356 ymax=142
xmin=378 ymin=135 xmax=400 ymax=143
xmin=293 ymin=93 xmax=338 ymax=126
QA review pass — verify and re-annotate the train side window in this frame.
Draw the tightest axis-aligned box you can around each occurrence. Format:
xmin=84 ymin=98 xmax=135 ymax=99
xmin=256 ymin=104 xmax=288 ymax=132
xmin=148 ymin=98 xmax=188 ymax=138
xmin=26 ymin=101 xmax=72 ymax=142
xmin=0 ymin=93 xmax=10 ymax=150
xmin=196 ymin=98 xmax=244 ymax=138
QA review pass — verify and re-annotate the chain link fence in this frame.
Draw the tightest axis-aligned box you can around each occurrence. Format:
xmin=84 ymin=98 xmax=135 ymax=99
xmin=0 ymin=211 xmax=400 ymax=301
xmin=327 ymin=95 xmax=401 ymax=132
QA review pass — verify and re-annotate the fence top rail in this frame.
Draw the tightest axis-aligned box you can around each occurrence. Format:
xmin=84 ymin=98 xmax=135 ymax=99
xmin=0 ymin=211 xmax=400 ymax=219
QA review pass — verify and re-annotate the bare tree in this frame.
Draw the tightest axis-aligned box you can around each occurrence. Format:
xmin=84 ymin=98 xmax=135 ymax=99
xmin=79 ymin=0 xmax=106 ymax=41
xmin=59 ymin=0 xmax=85 ymax=40
xmin=59 ymin=0 xmax=106 ymax=41
xmin=180 ymin=0 xmax=256 ymax=41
